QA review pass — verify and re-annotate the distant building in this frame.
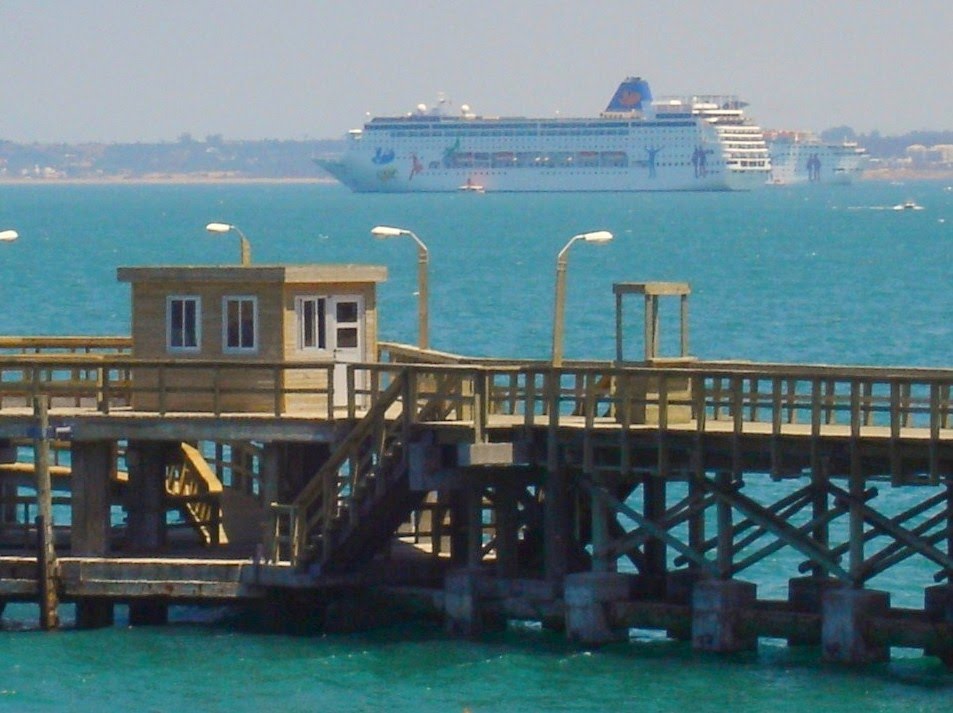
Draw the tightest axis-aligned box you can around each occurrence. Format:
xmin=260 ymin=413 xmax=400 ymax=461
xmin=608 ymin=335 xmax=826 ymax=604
xmin=927 ymin=144 xmax=953 ymax=167
xmin=905 ymin=143 xmax=953 ymax=169
xmin=905 ymin=144 xmax=929 ymax=168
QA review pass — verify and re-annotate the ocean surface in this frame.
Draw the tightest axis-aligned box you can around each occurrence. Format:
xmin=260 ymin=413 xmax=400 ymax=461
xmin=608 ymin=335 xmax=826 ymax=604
xmin=0 ymin=180 xmax=951 ymax=711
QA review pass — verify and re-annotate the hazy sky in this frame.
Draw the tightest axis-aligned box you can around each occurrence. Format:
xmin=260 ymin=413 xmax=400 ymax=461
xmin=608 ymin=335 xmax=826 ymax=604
xmin=1 ymin=0 xmax=950 ymax=143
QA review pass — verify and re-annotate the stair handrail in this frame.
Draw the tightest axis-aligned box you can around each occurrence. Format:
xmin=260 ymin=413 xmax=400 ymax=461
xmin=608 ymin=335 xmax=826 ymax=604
xmin=167 ymin=443 xmax=224 ymax=496
xmin=166 ymin=442 xmax=224 ymax=544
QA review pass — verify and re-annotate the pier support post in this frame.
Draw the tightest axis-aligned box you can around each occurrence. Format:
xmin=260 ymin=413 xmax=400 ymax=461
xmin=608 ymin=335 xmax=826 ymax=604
xmin=787 ymin=576 xmax=842 ymax=646
xmin=285 ymin=443 xmax=330 ymax=498
xmin=924 ymin=585 xmax=953 ymax=664
xmin=466 ymin=481 xmax=484 ymax=569
xmin=260 ymin=443 xmax=282 ymax=507
xmin=821 ymin=588 xmax=890 ymax=664
xmin=71 ymin=440 xmax=116 ymax=629
xmin=494 ymin=485 xmax=519 ymax=579
xmin=33 ymin=398 xmax=59 ymax=631
xmin=565 ymin=572 xmax=631 ymax=645
xmin=260 ymin=443 xmax=282 ymax=556
xmin=544 ymin=464 xmax=570 ymax=590
xmin=447 ymin=490 xmax=468 ymax=566
xmin=124 ymin=441 xmax=174 ymax=552
xmin=124 ymin=441 xmax=173 ymax=626
xmin=590 ymin=472 xmax=612 ymax=574
xmin=691 ymin=579 xmax=757 ymax=653
xmin=544 ymin=371 xmax=570 ymax=590
xmin=71 ymin=441 xmax=113 ymax=557
xmin=443 ymin=568 xmax=503 ymax=636
xmin=642 ymin=473 xmax=668 ymax=594
xmin=0 ymin=440 xmax=17 ymax=536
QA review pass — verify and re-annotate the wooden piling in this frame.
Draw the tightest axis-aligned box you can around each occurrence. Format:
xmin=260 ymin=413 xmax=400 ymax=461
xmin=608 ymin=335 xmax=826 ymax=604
xmin=33 ymin=397 xmax=59 ymax=630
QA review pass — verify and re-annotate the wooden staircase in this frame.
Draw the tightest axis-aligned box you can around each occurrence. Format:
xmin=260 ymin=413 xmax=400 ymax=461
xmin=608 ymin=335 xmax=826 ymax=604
xmin=270 ymin=370 xmax=435 ymax=572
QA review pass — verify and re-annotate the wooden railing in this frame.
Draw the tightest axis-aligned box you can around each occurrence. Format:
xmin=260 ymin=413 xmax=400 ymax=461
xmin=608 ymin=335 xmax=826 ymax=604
xmin=0 ymin=357 xmax=336 ymax=417
xmin=348 ymin=361 xmax=953 ymax=444
xmin=0 ymin=344 xmax=949 ymax=442
xmin=165 ymin=443 xmax=224 ymax=545
xmin=0 ymin=336 xmax=132 ymax=356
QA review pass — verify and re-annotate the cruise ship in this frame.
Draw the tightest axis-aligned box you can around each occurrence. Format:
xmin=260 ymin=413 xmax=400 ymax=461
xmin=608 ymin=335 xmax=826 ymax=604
xmin=766 ymin=131 xmax=869 ymax=185
xmin=318 ymin=78 xmax=771 ymax=192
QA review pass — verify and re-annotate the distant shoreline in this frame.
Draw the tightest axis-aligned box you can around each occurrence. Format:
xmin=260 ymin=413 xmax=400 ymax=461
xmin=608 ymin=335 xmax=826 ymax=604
xmin=0 ymin=170 xmax=950 ymax=185
xmin=861 ymin=168 xmax=953 ymax=182
xmin=0 ymin=175 xmax=335 ymax=185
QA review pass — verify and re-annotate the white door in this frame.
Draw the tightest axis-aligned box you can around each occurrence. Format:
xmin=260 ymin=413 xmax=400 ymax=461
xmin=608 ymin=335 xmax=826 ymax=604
xmin=330 ymin=295 xmax=365 ymax=407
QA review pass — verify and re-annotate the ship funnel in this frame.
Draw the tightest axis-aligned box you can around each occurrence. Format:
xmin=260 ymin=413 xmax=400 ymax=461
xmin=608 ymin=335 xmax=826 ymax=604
xmin=604 ymin=77 xmax=653 ymax=113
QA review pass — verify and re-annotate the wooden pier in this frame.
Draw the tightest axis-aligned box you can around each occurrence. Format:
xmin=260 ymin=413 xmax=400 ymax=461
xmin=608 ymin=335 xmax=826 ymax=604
xmin=0 ymin=273 xmax=951 ymax=667
xmin=0 ymin=337 xmax=950 ymax=663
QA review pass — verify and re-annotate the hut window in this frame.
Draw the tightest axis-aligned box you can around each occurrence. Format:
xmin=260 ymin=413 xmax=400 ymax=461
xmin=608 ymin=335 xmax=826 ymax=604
xmin=167 ymin=296 xmax=201 ymax=352
xmin=296 ymin=296 xmax=328 ymax=351
xmin=223 ymin=296 xmax=257 ymax=353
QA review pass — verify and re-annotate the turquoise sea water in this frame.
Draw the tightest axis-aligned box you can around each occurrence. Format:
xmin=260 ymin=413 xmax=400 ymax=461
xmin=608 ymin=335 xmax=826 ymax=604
xmin=0 ymin=181 xmax=951 ymax=710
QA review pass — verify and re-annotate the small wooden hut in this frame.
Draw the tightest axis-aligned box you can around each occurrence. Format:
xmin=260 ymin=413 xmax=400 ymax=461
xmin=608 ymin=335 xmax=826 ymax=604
xmin=117 ymin=265 xmax=387 ymax=412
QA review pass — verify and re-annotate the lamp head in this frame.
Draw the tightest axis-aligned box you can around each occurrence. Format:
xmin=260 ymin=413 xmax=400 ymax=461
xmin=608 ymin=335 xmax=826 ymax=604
xmin=0 ymin=230 xmax=18 ymax=242
xmin=577 ymin=230 xmax=613 ymax=244
xmin=371 ymin=225 xmax=408 ymax=239
xmin=206 ymin=222 xmax=233 ymax=234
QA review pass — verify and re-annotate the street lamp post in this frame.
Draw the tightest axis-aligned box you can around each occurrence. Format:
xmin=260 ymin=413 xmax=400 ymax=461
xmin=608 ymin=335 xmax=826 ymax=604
xmin=551 ymin=230 xmax=613 ymax=367
xmin=371 ymin=225 xmax=430 ymax=350
xmin=0 ymin=230 xmax=18 ymax=243
xmin=206 ymin=222 xmax=251 ymax=266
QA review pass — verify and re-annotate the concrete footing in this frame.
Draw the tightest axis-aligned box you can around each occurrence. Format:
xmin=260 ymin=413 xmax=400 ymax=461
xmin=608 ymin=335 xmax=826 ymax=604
xmin=252 ymin=591 xmax=325 ymax=634
xmin=821 ymin=588 xmax=890 ymax=664
xmin=925 ymin=584 xmax=953 ymax=623
xmin=75 ymin=600 xmax=114 ymax=629
xmin=924 ymin=584 xmax=953 ymax=664
xmin=564 ymin=572 xmax=632 ymax=645
xmin=443 ymin=569 xmax=504 ymax=637
xmin=665 ymin=570 xmax=702 ymax=640
xmin=129 ymin=601 xmax=169 ymax=626
xmin=666 ymin=570 xmax=701 ymax=605
xmin=787 ymin=576 xmax=843 ymax=645
xmin=691 ymin=579 xmax=757 ymax=653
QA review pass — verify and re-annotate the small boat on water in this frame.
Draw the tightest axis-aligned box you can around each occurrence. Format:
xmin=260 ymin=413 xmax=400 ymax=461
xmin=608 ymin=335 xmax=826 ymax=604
xmin=458 ymin=180 xmax=485 ymax=193
xmin=893 ymin=200 xmax=924 ymax=211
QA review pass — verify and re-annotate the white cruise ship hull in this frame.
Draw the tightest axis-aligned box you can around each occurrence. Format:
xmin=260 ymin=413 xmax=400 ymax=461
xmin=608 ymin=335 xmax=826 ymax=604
xmin=322 ymin=77 xmax=772 ymax=193
xmin=767 ymin=140 xmax=869 ymax=185
xmin=322 ymin=159 xmax=737 ymax=192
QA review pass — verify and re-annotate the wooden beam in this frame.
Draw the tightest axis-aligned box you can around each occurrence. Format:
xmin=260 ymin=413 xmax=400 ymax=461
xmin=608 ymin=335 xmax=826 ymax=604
xmin=579 ymin=477 xmax=717 ymax=575
xmin=704 ymin=475 xmax=849 ymax=580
